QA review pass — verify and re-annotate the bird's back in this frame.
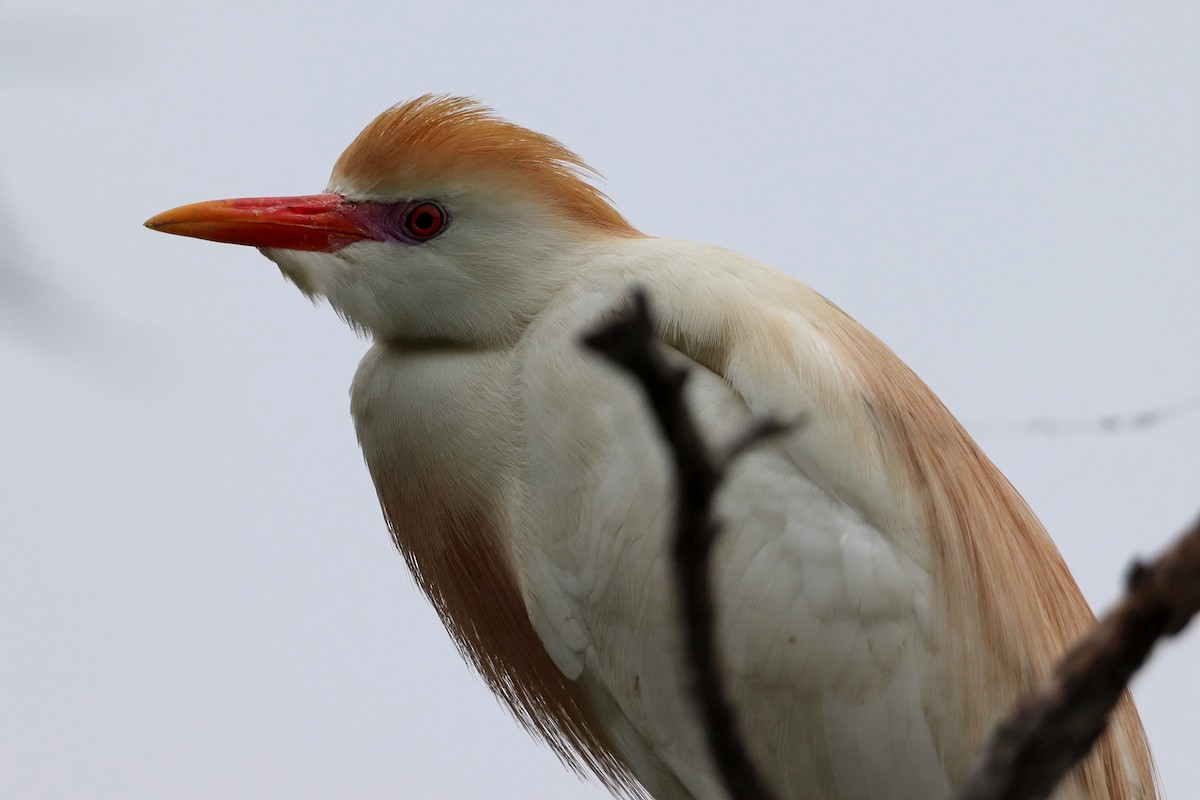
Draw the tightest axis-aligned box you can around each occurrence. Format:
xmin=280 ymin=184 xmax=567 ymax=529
xmin=351 ymin=236 xmax=1156 ymax=800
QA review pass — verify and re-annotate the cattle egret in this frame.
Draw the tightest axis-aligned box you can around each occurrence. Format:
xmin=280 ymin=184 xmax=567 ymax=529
xmin=146 ymin=96 xmax=1156 ymax=800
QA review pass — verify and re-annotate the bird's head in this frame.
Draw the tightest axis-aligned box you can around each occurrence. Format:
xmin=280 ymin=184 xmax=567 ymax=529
xmin=146 ymin=95 xmax=640 ymax=344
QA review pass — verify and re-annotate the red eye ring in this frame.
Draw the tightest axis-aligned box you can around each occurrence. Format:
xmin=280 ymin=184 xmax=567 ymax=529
xmin=403 ymin=201 xmax=447 ymax=241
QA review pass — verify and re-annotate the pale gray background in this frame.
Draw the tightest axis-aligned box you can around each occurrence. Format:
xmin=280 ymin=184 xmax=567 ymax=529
xmin=1 ymin=1 xmax=1196 ymax=798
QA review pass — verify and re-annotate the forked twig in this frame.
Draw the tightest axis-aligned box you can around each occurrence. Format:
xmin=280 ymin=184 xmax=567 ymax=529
xmin=584 ymin=289 xmax=786 ymax=800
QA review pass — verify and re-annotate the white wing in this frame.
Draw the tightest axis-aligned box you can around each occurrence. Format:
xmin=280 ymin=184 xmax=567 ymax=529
xmin=514 ymin=239 xmax=954 ymax=800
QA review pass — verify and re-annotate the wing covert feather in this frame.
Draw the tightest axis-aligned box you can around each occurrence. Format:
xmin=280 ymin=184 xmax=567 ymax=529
xmin=515 ymin=265 xmax=951 ymax=799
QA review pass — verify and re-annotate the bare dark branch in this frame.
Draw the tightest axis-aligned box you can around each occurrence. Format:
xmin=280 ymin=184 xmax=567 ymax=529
xmin=722 ymin=417 xmax=799 ymax=464
xmin=952 ymin=513 xmax=1200 ymax=800
xmin=968 ymin=394 xmax=1200 ymax=438
xmin=584 ymin=288 xmax=786 ymax=800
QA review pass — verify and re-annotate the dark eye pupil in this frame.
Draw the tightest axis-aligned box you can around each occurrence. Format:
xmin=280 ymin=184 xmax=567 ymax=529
xmin=404 ymin=202 xmax=445 ymax=240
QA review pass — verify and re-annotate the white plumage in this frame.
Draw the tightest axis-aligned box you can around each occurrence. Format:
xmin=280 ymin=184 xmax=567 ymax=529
xmin=146 ymin=96 xmax=1155 ymax=800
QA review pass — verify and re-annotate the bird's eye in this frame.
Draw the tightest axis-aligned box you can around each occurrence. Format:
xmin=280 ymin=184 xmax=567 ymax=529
xmin=403 ymin=201 xmax=447 ymax=241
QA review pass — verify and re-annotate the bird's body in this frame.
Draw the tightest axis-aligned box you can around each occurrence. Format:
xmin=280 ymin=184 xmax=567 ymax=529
xmin=147 ymin=96 xmax=1156 ymax=800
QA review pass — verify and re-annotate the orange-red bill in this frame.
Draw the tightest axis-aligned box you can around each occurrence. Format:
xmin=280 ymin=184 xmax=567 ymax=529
xmin=144 ymin=194 xmax=378 ymax=252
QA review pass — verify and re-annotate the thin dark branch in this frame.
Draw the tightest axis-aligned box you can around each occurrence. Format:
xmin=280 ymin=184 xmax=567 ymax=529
xmin=723 ymin=417 xmax=799 ymax=464
xmin=583 ymin=289 xmax=786 ymax=800
xmin=952 ymin=513 xmax=1200 ymax=800
xmin=968 ymin=394 xmax=1200 ymax=438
